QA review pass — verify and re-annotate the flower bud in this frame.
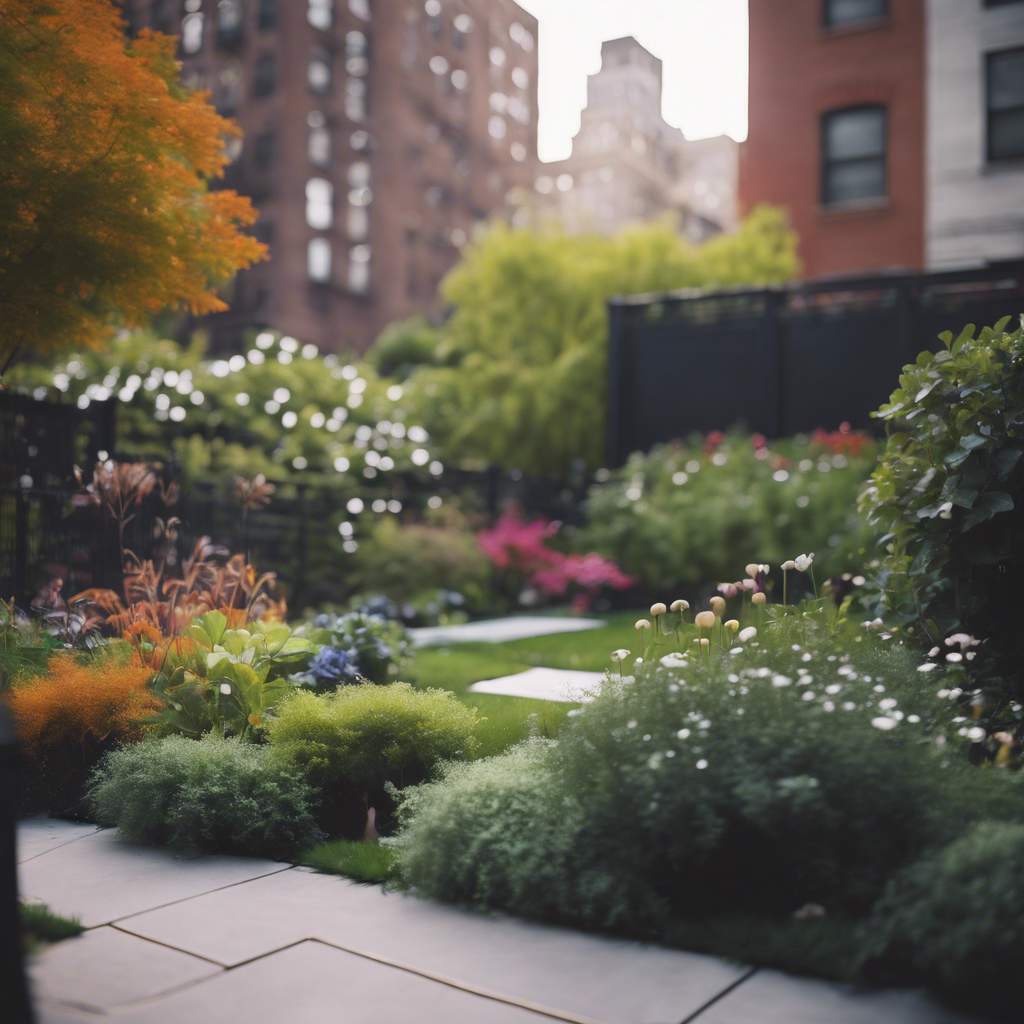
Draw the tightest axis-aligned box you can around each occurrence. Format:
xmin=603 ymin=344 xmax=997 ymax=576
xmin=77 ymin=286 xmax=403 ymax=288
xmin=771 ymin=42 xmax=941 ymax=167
xmin=745 ymin=563 xmax=761 ymax=579
xmin=751 ymin=592 xmax=766 ymax=605
xmin=694 ymin=611 xmax=716 ymax=629
xmin=670 ymin=599 xmax=689 ymax=613
xmin=650 ymin=602 xmax=667 ymax=617
xmin=635 ymin=619 xmax=651 ymax=631
xmin=724 ymin=619 xmax=739 ymax=632
xmin=738 ymin=626 xmax=757 ymax=642
xmin=611 ymin=649 xmax=630 ymax=663
xmin=710 ymin=596 xmax=725 ymax=614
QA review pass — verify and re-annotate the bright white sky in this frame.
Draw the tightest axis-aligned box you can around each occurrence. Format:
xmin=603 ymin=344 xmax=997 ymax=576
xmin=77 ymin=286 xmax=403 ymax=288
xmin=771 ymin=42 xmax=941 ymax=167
xmin=513 ymin=0 xmax=749 ymax=163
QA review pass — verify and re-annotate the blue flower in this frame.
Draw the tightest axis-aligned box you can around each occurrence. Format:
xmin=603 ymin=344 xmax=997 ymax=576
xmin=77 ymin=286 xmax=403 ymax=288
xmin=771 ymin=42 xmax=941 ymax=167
xmin=308 ymin=646 xmax=361 ymax=686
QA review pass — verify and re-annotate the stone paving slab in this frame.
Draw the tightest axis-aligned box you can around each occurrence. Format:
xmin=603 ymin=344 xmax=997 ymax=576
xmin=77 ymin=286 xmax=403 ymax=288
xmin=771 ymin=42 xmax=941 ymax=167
xmin=28 ymin=925 xmax=221 ymax=1011
xmin=117 ymin=867 xmax=747 ymax=1024
xmin=409 ymin=616 xmax=604 ymax=646
xmin=19 ymin=828 xmax=289 ymax=927
xmin=468 ymin=666 xmax=604 ymax=702
xmin=112 ymin=940 xmax=557 ymax=1024
xmin=693 ymin=968 xmax=985 ymax=1024
xmin=17 ymin=816 xmax=103 ymax=864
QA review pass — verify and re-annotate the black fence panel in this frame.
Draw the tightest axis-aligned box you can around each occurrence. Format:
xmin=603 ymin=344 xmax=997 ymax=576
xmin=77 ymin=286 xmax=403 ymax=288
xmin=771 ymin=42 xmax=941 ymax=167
xmin=607 ymin=262 xmax=1024 ymax=464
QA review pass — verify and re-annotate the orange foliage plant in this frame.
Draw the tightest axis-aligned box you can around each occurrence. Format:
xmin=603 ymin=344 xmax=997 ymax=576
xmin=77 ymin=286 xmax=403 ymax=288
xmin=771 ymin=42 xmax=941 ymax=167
xmin=5 ymin=654 xmax=162 ymax=755
xmin=0 ymin=0 xmax=267 ymax=369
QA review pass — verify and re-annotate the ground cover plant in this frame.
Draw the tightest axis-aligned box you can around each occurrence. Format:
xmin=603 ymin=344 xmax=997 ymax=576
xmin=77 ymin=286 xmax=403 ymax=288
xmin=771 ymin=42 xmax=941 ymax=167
xmin=298 ymin=839 xmax=398 ymax=884
xmin=20 ymin=902 xmax=83 ymax=954
xmin=579 ymin=429 xmax=878 ymax=595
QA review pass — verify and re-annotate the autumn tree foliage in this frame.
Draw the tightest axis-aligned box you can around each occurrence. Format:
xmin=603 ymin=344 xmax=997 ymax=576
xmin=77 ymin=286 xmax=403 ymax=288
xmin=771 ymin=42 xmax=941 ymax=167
xmin=0 ymin=0 xmax=267 ymax=369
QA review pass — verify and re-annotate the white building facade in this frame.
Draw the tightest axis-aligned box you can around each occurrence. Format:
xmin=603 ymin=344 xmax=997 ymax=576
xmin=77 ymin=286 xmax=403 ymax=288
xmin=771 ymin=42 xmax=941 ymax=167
xmin=927 ymin=0 xmax=1024 ymax=267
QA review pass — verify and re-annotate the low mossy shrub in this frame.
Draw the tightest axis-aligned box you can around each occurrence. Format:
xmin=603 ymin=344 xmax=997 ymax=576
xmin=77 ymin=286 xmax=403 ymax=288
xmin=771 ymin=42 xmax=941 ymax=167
xmin=578 ymin=431 xmax=877 ymax=596
xmin=87 ymin=734 xmax=323 ymax=858
xmin=267 ymin=683 xmax=480 ymax=836
xmin=860 ymin=820 xmax=1024 ymax=1014
xmin=394 ymin=618 xmax=1018 ymax=935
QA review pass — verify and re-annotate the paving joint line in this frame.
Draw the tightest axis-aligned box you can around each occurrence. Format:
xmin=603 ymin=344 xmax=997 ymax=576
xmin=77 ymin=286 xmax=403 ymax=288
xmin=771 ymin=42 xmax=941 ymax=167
xmin=18 ymin=826 xmax=107 ymax=865
xmin=311 ymin=936 xmax=607 ymax=1024
xmin=675 ymin=966 xmax=759 ymax=1024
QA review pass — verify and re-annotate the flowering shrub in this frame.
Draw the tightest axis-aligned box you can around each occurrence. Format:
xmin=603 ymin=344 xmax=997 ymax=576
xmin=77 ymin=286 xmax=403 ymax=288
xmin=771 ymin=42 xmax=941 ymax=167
xmin=860 ymin=316 xmax=1024 ymax=700
xmin=478 ymin=506 xmax=635 ymax=610
xmin=294 ymin=611 xmax=408 ymax=687
xmin=394 ymin=613 xmax=1016 ymax=936
xmin=578 ymin=431 xmax=878 ymax=595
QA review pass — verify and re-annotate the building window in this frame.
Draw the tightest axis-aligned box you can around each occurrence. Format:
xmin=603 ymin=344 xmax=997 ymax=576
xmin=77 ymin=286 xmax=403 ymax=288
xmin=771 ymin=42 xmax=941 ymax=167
xmin=821 ymin=105 xmax=886 ymax=206
xmin=151 ymin=0 xmax=172 ymax=33
xmin=309 ymin=50 xmax=332 ymax=94
xmin=308 ymin=0 xmax=332 ymax=30
xmin=217 ymin=0 xmax=243 ymax=45
xmin=308 ymin=112 xmax=331 ymax=166
xmin=823 ymin=0 xmax=886 ymax=29
xmin=181 ymin=12 xmax=204 ymax=53
xmin=308 ymin=238 xmax=332 ymax=282
xmin=258 ymin=0 xmax=276 ymax=29
xmin=987 ymin=47 xmax=1024 ymax=162
xmin=306 ymin=178 xmax=334 ymax=229
xmin=255 ymin=53 xmax=276 ymax=97
xmin=254 ymin=130 xmax=275 ymax=168
xmin=349 ymin=245 xmax=370 ymax=294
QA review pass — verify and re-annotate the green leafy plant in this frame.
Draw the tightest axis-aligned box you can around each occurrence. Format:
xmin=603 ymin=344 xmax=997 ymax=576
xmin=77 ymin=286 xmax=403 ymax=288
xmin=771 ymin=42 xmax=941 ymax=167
xmin=267 ymin=683 xmax=480 ymax=836
xmin=859 ymin=820 xmax=1024 ymax=1016
xmin=298 ymin=838 xmax=398 ymax=884
xmin=860 ymin=316 xmax=1024 ymax=697
xmin=578 ymin=431 xmax=877 ymax=595
xmin=292 ymin=611 xmax=407 ymax=687
xmin=87 ymin=734 xmax=323 ymax=858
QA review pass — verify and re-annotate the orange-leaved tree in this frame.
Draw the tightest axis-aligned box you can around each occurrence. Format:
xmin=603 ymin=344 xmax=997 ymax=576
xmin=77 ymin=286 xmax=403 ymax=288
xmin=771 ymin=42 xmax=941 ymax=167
xmin=0 ymin=0 xmax=267 ymax=371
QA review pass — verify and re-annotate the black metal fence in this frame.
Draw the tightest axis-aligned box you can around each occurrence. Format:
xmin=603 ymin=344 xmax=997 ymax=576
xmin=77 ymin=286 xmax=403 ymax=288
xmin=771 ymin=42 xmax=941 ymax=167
xmin=606 ymin=262 xmax=1024 ymax=464
xmin=0 ymin=393 xmax=590 ymax=612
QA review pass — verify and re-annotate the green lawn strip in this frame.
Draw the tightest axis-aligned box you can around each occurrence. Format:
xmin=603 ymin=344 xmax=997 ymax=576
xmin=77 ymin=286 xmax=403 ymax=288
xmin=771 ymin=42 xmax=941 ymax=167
xmin=298 ymin=839 xmax=397 ymax=884
xmin=20 ymin=902 xmax=83 ymax=953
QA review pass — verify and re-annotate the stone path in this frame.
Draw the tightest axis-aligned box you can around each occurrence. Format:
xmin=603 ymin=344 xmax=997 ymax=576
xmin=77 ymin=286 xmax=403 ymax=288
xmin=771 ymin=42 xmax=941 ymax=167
xmin=468 ymin=666 xmax=603 ymax=702
xmin=408 ymin=616 xmax=604 ymax=647
xmin=18 ymin=818 xmax=983 ymax=1024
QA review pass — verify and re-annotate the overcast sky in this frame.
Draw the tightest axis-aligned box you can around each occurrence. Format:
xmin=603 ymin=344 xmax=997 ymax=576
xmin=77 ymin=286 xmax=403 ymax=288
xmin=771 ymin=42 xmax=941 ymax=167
xmin=513 ymin=0 xmax=749 ymax=163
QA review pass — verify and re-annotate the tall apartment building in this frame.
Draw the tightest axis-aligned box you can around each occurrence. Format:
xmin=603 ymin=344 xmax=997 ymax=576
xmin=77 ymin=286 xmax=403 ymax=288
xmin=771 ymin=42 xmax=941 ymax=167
xmin=740 ymin=0 xmax=1024 ymax=278
xmin=121 ymin=0 xmax=539 ymax=352
xmin=535 ymin=37 xmax=738 ymax=240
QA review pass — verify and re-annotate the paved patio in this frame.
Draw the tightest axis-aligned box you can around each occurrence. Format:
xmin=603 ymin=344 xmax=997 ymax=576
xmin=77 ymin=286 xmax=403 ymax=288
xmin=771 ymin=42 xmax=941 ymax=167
xmin=18 ymin=818 xmax=982 ymax=1024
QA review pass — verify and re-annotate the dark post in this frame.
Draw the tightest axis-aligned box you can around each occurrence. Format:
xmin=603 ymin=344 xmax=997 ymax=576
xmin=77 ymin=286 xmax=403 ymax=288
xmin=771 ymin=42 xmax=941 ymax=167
xmin=295 ymin=484 xmax=308 ymax=607
xmin=485 ymin=465 xmax=500 ymax=517
xmin=0 ymin=703 xmax=35 ymax=1024
xmin=767 ymin=288 xmax=787 ymax=437
xmin=606 ymin=299 xmax=628 ymax=466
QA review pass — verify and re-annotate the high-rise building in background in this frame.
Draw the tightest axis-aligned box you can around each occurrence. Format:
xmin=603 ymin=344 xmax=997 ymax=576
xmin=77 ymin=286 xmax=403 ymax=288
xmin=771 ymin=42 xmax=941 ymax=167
xmin=741 ymin=0 xmax=1024 ymax=279
xmin=121 ymin=0 xmax=539 ymax=353
xmin=534 ymin=37 xmax=738 ymax=240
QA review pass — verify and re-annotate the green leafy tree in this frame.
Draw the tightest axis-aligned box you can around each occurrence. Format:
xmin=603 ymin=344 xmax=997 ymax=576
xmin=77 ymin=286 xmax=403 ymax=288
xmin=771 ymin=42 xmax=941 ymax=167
xmin=404 ymin=206 xmax=799 ymax=475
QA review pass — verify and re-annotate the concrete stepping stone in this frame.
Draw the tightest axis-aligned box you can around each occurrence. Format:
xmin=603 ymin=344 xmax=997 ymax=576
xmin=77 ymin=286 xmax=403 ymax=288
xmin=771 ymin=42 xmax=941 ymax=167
xmin=18 ymin=829 xmax=289 ymax=927
xmin=117 ymin=868 xmax=748 ymax=1024
xmin=112 ymin=940 xmax=554 ymax=1024
xmin=692 ymin=967 xmax=986 ymax=1024
xmin=28 ymin=925 xmax=221 ymax=1011
xmin=16 ymin=817 xmax=103 ymax=865
xmin=468 ymin=666 xmax=604 ymax=702
xmin=409 ymin=616 xmax=604 ymax=647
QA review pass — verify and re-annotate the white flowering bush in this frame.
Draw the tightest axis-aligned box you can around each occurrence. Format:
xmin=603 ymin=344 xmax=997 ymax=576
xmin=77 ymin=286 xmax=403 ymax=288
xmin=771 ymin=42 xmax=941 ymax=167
xmin=394 ymin=612 xmax=1019 ymax=936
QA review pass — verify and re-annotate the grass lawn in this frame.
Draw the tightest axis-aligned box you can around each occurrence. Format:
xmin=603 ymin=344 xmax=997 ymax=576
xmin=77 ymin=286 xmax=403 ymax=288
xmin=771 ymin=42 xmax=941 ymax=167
xmin=20 ymin=902 xmax=83 ymax=953
xmin=401 ymin=610 xmax=653 ymax=756
xmin=299 ymin=839 xmax=398 ymax=884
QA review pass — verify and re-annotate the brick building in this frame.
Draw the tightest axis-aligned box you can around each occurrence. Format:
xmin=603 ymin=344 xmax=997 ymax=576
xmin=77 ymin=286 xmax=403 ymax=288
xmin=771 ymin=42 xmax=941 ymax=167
xmin=740 ymin=0 xmax=927 ymax=277
xmin=535 ymin=37 xmax=738 ymax=240
xmin=121 ymin=0 xmax=539 ymax=352
xmin=741 ymin=0 xmax=1024 ymax=278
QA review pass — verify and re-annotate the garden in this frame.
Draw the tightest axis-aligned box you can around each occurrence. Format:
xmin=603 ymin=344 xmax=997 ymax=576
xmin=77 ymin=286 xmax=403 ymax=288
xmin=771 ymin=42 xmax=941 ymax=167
xmin=6 ymin=316 xmax=1024 ymax=1020
xmin=4 ymin=5 xmax=1024 ymax=1019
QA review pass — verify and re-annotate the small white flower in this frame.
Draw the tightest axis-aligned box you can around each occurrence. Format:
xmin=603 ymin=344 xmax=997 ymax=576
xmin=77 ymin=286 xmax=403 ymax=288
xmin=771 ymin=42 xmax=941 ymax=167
xmin=967 ymin=726 xmax=986 ymax=743
xmin=879 ymin=697 xmax=897 ymax=709
xmin=871 ymin=717 xmax=898 ymax=731
xmin=937 ymin=689 xmax=950 ymax=698
xmin=650 ymin=602 xmax=667 ymax=617
xmin=660 ymin=653 xmax=687 ymax=669
xmin=677 ymin=728 xmax=691 ymax=739
xmin=738 ymin=626 xmax=757 ymax=642
xmin=945 ymin=632 xmax=981 ymax=650
xmin=928 ymin=647 xmax=940 ymax=657
xmin=917 ymin=663 xmax=938 ymax=672
xmin=635 ymin=619 xmax=651 ymax=631
xmin=781 ymin=560 xmax=797 ymax=571
xmin=219 ymin=683 xmax=232 ymax=695
xmin=946 ymin=652 xmax=963 ymax=663
xmin=610 ymin=649 xmax=631 ymax=663
xmin=670 ymin=599 xmax=689 ymax=613
xmin=696 ymin=759 xmax=708 ymax=769
xmin=938 ymin=501 xmax=953 ymax=519
xmin=794 ymin=553 xmax=814 ymax=572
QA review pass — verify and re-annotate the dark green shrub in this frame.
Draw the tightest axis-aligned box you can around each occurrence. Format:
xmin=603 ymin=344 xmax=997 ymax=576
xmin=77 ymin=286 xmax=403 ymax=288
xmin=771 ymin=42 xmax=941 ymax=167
xmin=578 ymin=432 xmax=877 ymax=595
xmin=860 ymin=820 xmax=1024 ymax=1014
xmin=267 ymin=683 xmax=480 ymax=836
xmin=860 ymin=316 xmax=1024 ymax=697
xmin=395 ymin=619 xmax=1015 ymax=934
xmin=87 ymin=735 xmax=323 ymax=858
xmin=366 ymin=316 xmax=447 ymax=380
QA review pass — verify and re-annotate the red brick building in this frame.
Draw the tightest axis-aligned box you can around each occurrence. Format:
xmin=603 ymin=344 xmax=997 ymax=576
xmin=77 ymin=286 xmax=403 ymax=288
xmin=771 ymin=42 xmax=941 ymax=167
xmin=121 ymin=0 xmax=539 ymax=353
xmin=740 ymin=0 xmax=925 ymax=277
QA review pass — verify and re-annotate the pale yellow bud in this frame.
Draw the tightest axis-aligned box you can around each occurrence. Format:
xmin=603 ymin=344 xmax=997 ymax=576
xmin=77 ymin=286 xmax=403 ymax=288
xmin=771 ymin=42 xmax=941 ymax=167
xmin=745 ymin=563 xmax=761 ymax=579
xmin=699 ymin=638 xmax=710 ymax=649
xmin=650 ymin=602 xmax=667 ymax=617
xmin=670 ymin=599 xmax=688 ymax=613
xmin=751 ymin=592 xmax=766 ymax=605
xmin=724 ymin=619 xmax=739 ymax=632
xmin=710 ymin=596 xmax=725 ymax=614
xmin=635 ymin=619 xmax=651 ymax=631
xmin=694 ymin=611 xmax=716 ymax=630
